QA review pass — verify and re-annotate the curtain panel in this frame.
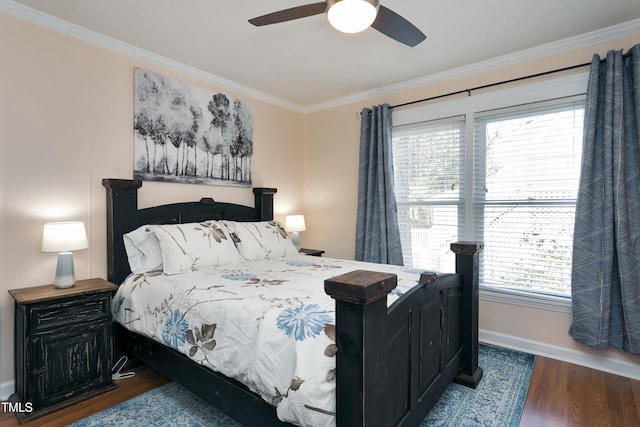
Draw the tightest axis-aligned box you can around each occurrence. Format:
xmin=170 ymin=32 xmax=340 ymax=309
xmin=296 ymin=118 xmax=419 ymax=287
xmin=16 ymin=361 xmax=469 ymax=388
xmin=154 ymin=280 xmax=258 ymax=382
xmin=355 ymin=104 xmax=403 ymax=265
xmin=570 ymin=44 xmax=640 ymax=354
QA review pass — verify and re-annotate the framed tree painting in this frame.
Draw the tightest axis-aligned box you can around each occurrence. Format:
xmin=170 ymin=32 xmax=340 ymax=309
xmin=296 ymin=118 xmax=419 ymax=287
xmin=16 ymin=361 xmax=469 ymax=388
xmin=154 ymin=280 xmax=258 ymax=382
xmin=133 ymin=68 xmax=253 ymax=186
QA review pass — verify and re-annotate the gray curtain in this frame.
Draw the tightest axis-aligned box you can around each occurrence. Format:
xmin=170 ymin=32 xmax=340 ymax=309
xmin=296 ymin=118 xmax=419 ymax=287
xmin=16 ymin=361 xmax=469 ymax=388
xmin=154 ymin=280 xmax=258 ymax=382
xmin=570 ymin=44 xmax=640 ymax=354
xmin=355 ymin=103 xmax=403 ymax=265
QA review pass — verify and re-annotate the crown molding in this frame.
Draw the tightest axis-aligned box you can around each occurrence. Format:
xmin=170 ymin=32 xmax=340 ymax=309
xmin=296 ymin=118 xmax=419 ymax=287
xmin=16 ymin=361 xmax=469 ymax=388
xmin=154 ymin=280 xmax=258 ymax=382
xmin=2 ymin=1 xmax=639 ymax=114
xmin=0 ymin=0 xmax=305 ymax=112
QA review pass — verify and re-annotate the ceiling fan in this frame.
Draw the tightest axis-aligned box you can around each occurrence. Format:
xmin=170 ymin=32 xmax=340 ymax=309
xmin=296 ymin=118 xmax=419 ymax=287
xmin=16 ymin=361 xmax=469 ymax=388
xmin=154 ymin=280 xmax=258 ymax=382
xmin=248 ymin=0 xmax=426 ymax=47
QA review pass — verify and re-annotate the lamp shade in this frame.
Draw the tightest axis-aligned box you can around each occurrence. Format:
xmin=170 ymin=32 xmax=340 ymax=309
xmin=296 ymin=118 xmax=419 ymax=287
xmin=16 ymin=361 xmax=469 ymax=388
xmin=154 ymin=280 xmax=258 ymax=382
xmin=327 ymin=0 xmax=379 ymax=34
xmin=285 ymin=215 xmax=306 ymax=232
xmin=42 ymin=221 xmax=89 ymax=252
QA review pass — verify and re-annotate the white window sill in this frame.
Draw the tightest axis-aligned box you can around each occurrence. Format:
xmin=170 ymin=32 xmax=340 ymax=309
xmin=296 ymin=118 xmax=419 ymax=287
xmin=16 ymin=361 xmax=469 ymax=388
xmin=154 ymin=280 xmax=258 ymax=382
xmin=480 ymin=286 xmax=571 ymax=313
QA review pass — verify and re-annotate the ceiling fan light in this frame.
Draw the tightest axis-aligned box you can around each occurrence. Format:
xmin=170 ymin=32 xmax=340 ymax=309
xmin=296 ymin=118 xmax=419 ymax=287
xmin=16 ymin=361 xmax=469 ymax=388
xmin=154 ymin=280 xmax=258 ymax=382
xmin=327 ymin=0 xmax=379 ymax=34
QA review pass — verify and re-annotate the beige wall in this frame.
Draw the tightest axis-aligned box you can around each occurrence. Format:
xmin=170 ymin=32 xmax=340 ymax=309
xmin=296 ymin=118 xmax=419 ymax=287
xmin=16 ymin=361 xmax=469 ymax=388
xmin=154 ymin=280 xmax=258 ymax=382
xmin=2 ymin=11 xmax=639 ymax=392
xmin=0 ymin=13 xmax=304 ymax=388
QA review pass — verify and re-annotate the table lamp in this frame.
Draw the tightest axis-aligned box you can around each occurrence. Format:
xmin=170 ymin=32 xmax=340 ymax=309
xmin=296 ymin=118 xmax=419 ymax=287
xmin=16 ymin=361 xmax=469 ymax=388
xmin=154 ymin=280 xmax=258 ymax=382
xmin=42 ymin=221 xmax=89 ymax=288
xmin=285 ymin=215 xmax=306 ymax=251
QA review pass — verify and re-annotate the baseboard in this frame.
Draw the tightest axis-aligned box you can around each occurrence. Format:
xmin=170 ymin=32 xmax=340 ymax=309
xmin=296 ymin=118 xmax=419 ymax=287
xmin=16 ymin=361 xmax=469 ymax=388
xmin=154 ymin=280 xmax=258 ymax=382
xmin=0 ymin=379 xmax=14 ymax=401
xmin=480 ymin=329 xmax=640 ymax=381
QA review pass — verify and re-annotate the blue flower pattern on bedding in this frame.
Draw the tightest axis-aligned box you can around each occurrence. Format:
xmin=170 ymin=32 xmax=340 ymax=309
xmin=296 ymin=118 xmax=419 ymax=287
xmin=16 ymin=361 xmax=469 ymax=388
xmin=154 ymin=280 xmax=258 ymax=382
xmin=286 ymin=260 xmax=317 ymax=267
xmin=277 ymin=304 xmax=332 ymax=341
xmin=162 ymin=309 xmax=189 ymax=349
xmin=222 ymin=273 xmax=258 ymax=281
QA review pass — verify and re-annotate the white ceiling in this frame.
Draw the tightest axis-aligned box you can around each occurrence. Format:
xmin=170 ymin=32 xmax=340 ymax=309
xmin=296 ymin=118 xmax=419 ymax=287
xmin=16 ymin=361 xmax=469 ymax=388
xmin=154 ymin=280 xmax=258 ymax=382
xmin=6 ymin=0 xmax=640 ymax=110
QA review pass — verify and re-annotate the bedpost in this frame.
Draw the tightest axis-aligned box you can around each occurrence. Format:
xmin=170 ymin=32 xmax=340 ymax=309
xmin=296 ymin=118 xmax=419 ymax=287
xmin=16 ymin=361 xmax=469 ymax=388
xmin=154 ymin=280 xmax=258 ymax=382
xmin=253 ymin=187 xmax=277 ymax=221
xmin=450 ymin=241 xmax=483 ymax=388
xmin=325 ymin=270 xmax=397 ymax=427
xmin=102 ymin=179 xmax=142 ymax=284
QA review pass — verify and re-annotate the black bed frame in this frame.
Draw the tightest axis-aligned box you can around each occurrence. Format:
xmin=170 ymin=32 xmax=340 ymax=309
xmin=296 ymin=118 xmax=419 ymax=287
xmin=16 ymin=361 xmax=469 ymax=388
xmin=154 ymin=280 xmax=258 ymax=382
xmin=103 ymin=178 xmax=483 ymax=427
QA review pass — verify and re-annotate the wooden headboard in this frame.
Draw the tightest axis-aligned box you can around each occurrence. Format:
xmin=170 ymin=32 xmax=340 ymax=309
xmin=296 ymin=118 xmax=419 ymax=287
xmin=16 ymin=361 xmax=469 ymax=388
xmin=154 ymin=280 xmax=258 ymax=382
xmin=102 ymin=179 xmax=277 ymax=285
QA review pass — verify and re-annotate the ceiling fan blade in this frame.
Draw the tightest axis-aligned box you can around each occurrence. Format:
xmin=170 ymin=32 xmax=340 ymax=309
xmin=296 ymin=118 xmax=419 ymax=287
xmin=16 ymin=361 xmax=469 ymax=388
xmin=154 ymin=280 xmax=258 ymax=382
xmin=371 ymin=5 xmax=426 ymax=47
xmin=249 ymin=2 xmax=327 ymax=26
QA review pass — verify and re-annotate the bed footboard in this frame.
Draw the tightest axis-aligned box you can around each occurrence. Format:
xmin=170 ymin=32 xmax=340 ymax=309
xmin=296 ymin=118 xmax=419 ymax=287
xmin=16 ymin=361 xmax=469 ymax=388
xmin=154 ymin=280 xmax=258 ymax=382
xmin=324 ymin=242 xmax=482 ymax=427
xmin=451 ymin=241 xmax=483 ymax=388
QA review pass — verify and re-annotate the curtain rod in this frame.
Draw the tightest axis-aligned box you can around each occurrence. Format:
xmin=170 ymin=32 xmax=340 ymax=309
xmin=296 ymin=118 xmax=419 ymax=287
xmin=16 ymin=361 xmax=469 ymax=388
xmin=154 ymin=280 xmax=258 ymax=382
xmin=388 ymin=61 xmax=592 ymax=111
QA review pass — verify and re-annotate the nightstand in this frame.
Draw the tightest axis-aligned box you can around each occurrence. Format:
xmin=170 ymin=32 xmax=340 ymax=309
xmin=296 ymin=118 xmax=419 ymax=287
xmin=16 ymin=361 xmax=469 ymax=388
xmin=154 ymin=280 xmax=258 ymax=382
xmin=8 ymin=278 xmax=118 ymax=423
xmin=299 ymin=248 xmax=325 ymax=257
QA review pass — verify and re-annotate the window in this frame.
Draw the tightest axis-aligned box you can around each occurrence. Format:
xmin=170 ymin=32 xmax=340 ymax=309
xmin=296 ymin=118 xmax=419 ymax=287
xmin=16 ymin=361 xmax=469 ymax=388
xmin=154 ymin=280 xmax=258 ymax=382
xmin=393 ymin=117 xmax=464 ymax=273
xmin=392 ymin=74 xmax=587 ymax=307
xmin=474 ymin=99 xmax=584 ymax=297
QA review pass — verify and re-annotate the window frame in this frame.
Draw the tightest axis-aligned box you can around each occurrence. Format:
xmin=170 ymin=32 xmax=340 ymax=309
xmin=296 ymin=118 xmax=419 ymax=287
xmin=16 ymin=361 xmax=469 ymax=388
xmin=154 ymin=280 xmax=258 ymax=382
xmin=393 ymin=72 xmax=589 ymax=313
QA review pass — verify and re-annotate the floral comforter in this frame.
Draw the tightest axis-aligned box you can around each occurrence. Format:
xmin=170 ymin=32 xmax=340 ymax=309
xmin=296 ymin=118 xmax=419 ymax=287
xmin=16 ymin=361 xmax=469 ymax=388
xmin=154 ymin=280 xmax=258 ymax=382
xmin=112 ymin=255 xmax=424 ymax=426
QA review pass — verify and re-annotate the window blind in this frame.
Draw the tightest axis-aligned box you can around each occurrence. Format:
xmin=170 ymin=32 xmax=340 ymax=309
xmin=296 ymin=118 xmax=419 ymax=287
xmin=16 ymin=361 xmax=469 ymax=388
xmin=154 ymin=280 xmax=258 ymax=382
xmin=393 ymin=116 xmax=465 ymax=272
xmin=473 ymin=97 xmax=584 ymax=296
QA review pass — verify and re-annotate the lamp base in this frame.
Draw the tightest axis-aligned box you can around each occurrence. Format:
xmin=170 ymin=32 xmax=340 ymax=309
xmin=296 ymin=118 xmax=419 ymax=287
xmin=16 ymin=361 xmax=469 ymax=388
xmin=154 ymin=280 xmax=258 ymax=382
xmin=292 ymin=232 xmax=301 ymax=251
xmin=54 ymin=252 xmax=76 ymax=288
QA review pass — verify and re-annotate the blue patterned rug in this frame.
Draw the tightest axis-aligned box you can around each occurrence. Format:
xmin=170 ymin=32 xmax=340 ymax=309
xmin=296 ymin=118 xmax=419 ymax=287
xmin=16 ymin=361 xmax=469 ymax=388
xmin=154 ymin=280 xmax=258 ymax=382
xmin=69 ymin=345 xmax=534 ymax=427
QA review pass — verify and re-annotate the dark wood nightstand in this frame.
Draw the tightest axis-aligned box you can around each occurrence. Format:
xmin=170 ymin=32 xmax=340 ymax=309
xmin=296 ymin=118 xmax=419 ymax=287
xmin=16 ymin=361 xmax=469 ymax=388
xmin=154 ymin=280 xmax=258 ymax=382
xmin=299 ymin=248 xmax=325 ymax=257
xmin=8 ymin=278 xmax=118 ymax=423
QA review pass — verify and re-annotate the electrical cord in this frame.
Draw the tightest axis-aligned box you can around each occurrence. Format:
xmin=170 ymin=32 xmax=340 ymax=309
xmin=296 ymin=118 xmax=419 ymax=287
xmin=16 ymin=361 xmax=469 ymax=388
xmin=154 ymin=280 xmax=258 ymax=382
xmin=112 ymin=356 xmax=136 ymax=380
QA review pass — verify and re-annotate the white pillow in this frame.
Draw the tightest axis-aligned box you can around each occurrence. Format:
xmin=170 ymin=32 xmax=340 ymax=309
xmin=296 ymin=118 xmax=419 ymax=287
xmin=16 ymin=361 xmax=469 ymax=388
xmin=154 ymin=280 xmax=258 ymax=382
xmin=153 ymin=221 xmax=243 ymax=274
xmin=123 ymin=225 xmax=163 ymax=274
xmin=222 ymin=220 xmax=299 ymax=261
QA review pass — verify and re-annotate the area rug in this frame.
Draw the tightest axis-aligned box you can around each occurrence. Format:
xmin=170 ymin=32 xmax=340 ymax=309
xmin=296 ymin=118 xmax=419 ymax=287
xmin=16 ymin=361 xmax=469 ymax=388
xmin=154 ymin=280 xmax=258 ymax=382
xmin=69 ymin=344 xmax=534 ymax=427
xmin=421 ymin=345 xmax=534 ymax=426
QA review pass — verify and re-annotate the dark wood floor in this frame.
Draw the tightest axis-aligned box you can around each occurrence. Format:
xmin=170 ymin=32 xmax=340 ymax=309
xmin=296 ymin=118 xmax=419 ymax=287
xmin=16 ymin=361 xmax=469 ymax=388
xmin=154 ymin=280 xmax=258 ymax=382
xmin=520 ymin=356 xmax=640 ymax=426
xmin=1 ymin=356 xmax=639 ymax=426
